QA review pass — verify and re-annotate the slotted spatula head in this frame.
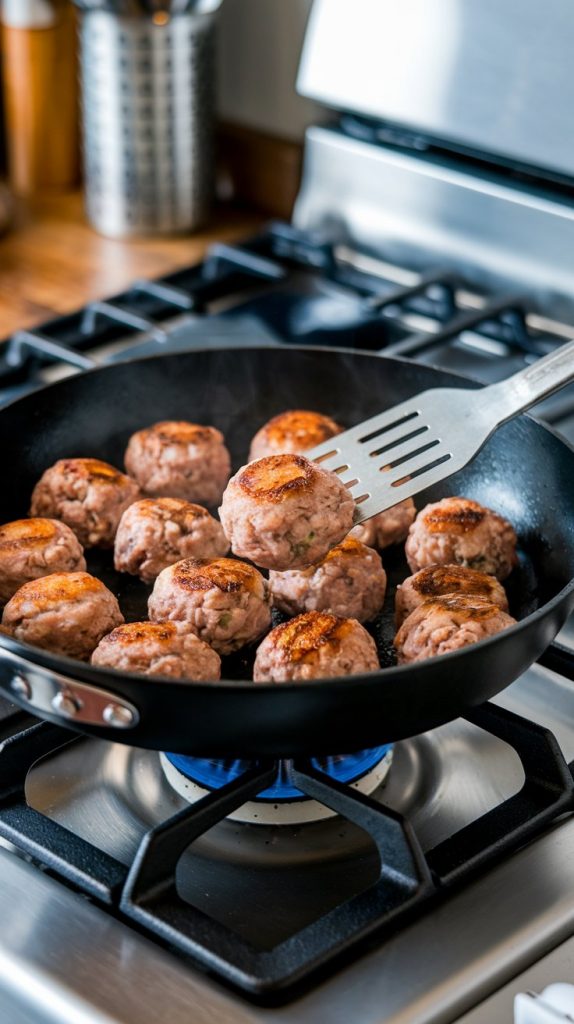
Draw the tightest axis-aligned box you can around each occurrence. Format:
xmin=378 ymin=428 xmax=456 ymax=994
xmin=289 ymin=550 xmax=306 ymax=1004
xmin=307 ymin=338 xmax=574 ymax=524
xmin=308 ymin=387 xmax=498 ymax=523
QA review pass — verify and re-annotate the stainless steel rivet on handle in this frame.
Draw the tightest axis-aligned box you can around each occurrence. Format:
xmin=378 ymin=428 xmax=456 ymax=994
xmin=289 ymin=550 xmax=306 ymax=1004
xmin=102 ymin=702 xmax=135 ymax=728
xmin=11 ymin=674 xmax=32 ymax=701
xmin=51 ymin=692 xmax=81 ymax=717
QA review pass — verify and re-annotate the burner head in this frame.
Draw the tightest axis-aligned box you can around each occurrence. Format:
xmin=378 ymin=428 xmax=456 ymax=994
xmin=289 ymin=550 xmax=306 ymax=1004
xmin=161 ymin=747 xmax=394 ymax=825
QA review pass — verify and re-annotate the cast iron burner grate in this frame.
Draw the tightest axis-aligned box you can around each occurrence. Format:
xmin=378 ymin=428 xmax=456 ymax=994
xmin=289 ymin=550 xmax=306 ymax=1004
xmin=0 ymin=675 xmax=573 ymax=1002
xmin=1 ymin=222 xmax=572 ymax=423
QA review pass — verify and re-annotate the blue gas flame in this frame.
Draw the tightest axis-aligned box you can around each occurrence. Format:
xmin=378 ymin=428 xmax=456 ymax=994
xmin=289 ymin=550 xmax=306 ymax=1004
xmin=165 ymin=746 xmax=393 ymax=802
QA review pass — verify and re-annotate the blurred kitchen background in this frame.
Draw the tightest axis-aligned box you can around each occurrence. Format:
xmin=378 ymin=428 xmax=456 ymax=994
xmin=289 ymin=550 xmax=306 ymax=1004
xmin=0 ymin=0 xmax=322 ymax=218
xmin=0 ymin=0 xmax=330 ymax=335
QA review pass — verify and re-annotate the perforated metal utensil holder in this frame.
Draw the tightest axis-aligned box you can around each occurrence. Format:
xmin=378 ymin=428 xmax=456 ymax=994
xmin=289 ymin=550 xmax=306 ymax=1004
xmin=79 ymin=10 xmax=215 ymax=237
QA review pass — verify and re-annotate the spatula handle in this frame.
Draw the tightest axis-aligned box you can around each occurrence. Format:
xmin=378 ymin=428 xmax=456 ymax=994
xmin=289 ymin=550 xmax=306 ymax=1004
xmin=490 ymin=337 xmax=574 ymax=420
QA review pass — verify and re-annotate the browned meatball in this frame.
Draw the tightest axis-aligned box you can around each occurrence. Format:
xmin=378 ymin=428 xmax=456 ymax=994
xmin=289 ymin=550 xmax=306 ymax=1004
xmin=2 ymin=571 xmax=124 ymax=660
xmin=394 ymin=595 xmax=516 ymax=664
xmin=114 ymin=498 xmax=229 ymax=584
xmin=148 ymin=557 xmax=271 ymax=655
xmin=405 ymin=497 xmax=518 ymax=580
xmin=124 ymin=421 xmax=231 ymax=506
xmin=219 ymin=453 xmax=355 ymax=571
xmin=30 ymin=458 xmax=141 ymax=549
xmin=350 ymin=498 xmax=416 ymax=549
xmin=248 ymin=409 xmax=343 ymax=461
xmin=253 ymin=610 xmax=379 ymax=682
xmin=0 ymin=518 xmax=86 ymax=605
xmin=92 ymin=621 xmax=221 ymax=681
xmin=395 ymin=564 xmax=509 ymax=627
xmin=270 ymin=536 xmax=386 ymax=623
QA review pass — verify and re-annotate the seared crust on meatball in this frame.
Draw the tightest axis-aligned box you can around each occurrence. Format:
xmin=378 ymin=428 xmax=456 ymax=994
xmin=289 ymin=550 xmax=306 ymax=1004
xmin=114 ymin=498 xmax=229 ymax=584
xmin=30 ymin=458 xmax=141 ymax=549
xmin=405 ymin=497 xmax=518 ymax=580
xmin=91 ymin=621 xmax=221 ymax=681
xmin=148 ymin=556 xmax=271 ymax=655
xmin=0 ymin=518 xmax=86 ymax=605
xmin=351 ymin=498 xmax=416 ymax=549
xmin=219 ymin=454 xmax=355 ymax=571
xmin=395 ymin=564 xmax=508 ymax=627
xmin=124 ymin=421 xmax=231 ymax=507
xmin=394 ymin=594 xmax=516 ymax=664
xmin=2 ymin=571 xmax=124 ymax=660
xmin=270 ymin=536 xmax=386 ymax=623
xmin=253 ymin=610 xmax=379 ymax=682
xmin=249 ymin=410 xmax=342 ymax=461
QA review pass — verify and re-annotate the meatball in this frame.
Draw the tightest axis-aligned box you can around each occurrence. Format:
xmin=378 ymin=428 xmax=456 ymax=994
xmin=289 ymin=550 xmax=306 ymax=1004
xmin=92 ymin=621 xmax=221 ymax=681
xmin=395 ymin=564 xmax=509 ymax=627
xmin=248 ymin=409 xmax=342 ymax=461
xmin=253 ymin=610 xmax=379 ymax=682
xmin=394 ymin=594 xmax=516 ymax=664
xmin=114 ymin=498 xmax=229 ymax=584
xmin=2 ymin=571 xmax=124 ymax=660
xmin=148 ymin=556 xmax=271 ymax=655
xmin=0 ymin=518 xmax=86 ymax=605
xmin=270 ymin=536 xmax=386 ymax=623
xmin=30 ymin=458 xmax=141 ymax=549
xmin=405 ymin=497 xmax=518 ymax=580
xmin=351 ymin=498 xmax=416 ymax=549
xmin=219 ymin=453 xmax=355 ymax=571
xmin=124 ymin=421 xmax=231 ymax=507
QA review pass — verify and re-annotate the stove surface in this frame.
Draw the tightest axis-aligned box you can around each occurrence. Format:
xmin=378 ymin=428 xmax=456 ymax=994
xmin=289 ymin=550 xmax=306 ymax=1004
xmin=0 ymin=659 xmax=565 ymax=1023
xmin=23 ymin=716 xmax=521 ymax=951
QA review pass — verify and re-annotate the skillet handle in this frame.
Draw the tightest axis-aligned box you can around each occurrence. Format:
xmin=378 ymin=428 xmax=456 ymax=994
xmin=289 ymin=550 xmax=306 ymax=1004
xmin=491 ymin=336 xmax=574 ymax=419
xmin=0 ymin=647 xmax=139 ymax=730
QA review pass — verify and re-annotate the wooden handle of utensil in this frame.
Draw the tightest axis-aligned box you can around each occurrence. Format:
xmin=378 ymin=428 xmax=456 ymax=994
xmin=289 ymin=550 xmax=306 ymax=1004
xmin=1 ymin=1 xmax=80 ymax=194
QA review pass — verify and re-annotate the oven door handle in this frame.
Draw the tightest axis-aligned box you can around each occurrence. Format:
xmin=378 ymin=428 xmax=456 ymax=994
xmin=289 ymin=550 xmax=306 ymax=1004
xmin=1 ymin=648 xmax=140 ymax=730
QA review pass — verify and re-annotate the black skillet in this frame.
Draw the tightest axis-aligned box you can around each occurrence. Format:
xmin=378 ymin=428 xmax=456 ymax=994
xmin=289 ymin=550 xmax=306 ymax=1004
xmin=0 ymin=345 xmax=573 ymax=756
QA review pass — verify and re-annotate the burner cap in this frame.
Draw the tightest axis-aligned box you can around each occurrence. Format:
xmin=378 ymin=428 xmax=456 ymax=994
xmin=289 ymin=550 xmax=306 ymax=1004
xmin=161 ymin=747 xmax=394 ymax=825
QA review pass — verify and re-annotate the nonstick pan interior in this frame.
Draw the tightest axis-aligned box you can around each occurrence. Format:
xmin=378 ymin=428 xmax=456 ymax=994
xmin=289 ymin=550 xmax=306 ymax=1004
xmin=0 ymin=346 xmax=573 ymax=756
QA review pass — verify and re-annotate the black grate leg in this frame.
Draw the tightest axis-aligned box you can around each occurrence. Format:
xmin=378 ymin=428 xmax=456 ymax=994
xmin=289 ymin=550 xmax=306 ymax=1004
xmin=120 ymin=760 xmax=432 ymax=996
xmin=427 ymin=702 xmax=574 ymax=884
xmin=121 ymin=763 xmax=277 ymax=905
xmin=290 ymin=761 xmax=430 ymax=892
xmin=0 ymin=722 xmax=127 ymax=903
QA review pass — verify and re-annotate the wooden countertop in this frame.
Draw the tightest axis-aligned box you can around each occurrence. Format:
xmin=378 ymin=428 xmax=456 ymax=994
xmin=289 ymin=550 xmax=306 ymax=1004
xmin=0 ymin=191 xmax=266 ymax=337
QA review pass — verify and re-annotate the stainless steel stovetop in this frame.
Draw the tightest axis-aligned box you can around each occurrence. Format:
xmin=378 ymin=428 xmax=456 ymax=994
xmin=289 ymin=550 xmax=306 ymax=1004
xmin=2 ymin=1 xmax=574 ymax=1020
xmin=1 ymin=658 xmax=574 ymax=1024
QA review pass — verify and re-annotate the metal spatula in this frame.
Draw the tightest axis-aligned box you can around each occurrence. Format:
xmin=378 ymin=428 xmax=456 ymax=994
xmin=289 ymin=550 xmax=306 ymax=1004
xmin=309 ymin=338 xmax=574 ymax=524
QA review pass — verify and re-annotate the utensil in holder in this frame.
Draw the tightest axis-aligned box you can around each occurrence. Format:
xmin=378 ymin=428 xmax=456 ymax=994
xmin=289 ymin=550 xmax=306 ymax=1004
xmin=78 ymin=7 xmax=215 ymax=237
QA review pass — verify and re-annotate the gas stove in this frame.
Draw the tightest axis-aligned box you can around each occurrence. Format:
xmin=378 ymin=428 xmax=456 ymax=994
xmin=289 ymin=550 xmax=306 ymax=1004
xmin=2 ymin=0 xmax=574 ymax=1020
xmin=2 ymin=664 xmax=574 ymax=1023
